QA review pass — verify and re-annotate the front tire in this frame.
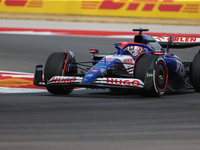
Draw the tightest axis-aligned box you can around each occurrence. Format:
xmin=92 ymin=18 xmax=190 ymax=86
xmin=134 ymin=55 xmax=168 ymax=97
xmin=44 ymin=52 xmax=73 ymax=94
xmin=191 ymin=53 xmax=200 ymax=92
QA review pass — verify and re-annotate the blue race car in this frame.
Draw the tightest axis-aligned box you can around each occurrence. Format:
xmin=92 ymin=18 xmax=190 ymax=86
xmin=34 ymin=28 xmax=200 ymax=97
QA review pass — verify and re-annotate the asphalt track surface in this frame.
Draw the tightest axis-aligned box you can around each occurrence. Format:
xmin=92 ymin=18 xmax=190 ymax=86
xmin=1 ymin=34 xmax=200 ymax=150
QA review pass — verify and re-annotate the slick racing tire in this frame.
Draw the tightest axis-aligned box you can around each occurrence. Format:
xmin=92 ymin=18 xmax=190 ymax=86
xmin=191 ymin=53 xmax=200 ymax=92
xmin=134 ymin=55 xmax=168 ymax=97
xmin=44 ymin=52 xmax=74 ymax=95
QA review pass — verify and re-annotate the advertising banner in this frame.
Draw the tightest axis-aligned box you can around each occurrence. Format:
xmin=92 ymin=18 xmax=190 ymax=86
xmin=0 ymin=0 xmax=200 ymax=19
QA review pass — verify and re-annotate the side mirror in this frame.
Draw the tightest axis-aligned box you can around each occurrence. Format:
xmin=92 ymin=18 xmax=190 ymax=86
xmin=89 ymin=49 xmax=99 ymax=54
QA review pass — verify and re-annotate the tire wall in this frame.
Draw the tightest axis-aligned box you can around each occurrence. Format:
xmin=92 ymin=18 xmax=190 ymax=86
xmin=0 ymin=0 xmax=200 ymax=19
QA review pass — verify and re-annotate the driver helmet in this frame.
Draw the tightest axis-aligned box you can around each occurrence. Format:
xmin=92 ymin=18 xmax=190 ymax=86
xmin=128 ymin=46 xmax=143 ymax=56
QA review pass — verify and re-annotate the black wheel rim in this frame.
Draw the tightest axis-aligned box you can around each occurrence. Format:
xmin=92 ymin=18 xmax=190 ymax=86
xmin=156 ymin=62 xmax=167 ymax=91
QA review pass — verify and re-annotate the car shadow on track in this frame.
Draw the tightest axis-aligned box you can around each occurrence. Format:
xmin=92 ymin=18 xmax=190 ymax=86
xmin=40 ymin=89 xmax=195 ymax=100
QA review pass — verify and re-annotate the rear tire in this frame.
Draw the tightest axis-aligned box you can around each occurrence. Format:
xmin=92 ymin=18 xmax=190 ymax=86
xmin=134 ymin=55 xmax=168 ymax=97
xmin=191 ymin=53 xmax=200 ymax=92
xmin=44 ymin=52 xmax=73 ymax=95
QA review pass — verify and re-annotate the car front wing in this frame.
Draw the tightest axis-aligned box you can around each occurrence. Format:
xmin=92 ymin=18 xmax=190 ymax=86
xmin=34 ymin=65 xmax=154 ymax=90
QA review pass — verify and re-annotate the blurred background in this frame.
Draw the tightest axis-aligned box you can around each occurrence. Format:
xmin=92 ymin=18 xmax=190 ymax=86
xmin=1 ymin=1 xmax=200 ymax=150
xmin=0 ymin=0 xmax=200 ymax=25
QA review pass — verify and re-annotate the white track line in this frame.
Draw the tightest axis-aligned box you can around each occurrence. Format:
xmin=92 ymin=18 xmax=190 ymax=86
xmin=0 ymin=87 xmax=47 ymax=93
xmin=0 ymin=31 xmax=55 ymax=35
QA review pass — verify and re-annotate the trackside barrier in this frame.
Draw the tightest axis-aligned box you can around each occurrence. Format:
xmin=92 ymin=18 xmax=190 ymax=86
xmin=0 ymin=0 xmax=200 ymax=19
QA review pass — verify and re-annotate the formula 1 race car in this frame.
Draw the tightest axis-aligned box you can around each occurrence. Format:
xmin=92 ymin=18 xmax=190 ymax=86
xmin=34 ymin=28 xmax=200 ymax=97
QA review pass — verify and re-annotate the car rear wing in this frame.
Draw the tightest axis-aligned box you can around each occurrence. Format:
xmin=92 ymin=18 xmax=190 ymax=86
xmin=153 ymin=36 xmax=200 ymax=49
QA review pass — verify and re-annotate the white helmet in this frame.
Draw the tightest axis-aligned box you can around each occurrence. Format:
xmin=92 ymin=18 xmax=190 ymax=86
xmin=127 ymin=46 xmax=142 ymax=56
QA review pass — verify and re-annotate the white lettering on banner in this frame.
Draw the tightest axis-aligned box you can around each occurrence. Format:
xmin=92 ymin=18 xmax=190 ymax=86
xmin=153 ymin=36 xmax=200 ymax=43
xmin=174 ymin=37 xmax=196 ymax=42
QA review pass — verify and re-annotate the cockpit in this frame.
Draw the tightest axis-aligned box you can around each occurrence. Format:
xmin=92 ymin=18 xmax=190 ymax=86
xmin=114 ymin=42 xmax=151 ymax=56
xmin=114 ymin=28 xmax=165 ymax=56
xmin=124 ymin=45 xmax=146 ymax=56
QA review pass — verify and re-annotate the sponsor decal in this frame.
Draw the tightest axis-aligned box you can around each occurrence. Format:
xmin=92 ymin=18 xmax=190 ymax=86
xmin=0 ymin=0 xmax=199 ymax=20
xmin=158 ymin=4 xmax=182 ymax=12
xmin=91 ymin=69 xmax=99 ymax=72
xmin=155 ymin=37 xmax=165 ymax=41
xmin=154 ymin=36 xmax=199 ymax=43
xmin=104 ymin=55 xmax=134 ymax=74
xmin=99 ymin=0 xmax=125 ymax=10
xmin=152 ymin=52 xmax=164 ymax=55
xmin=95 ymin=77 xmax=143 ymax=88
xmin=1 ymin=0 xmax=43 ymax=7
xmin=182 ymin=4 xmax=199 ymax=13
xmin=82 ymin=1 xmax=100 ymax=9
xmin=146 ymin=73 xmax=153 ymax=78
xmin=5 ymin=0 xmax=28 ymax=6
xmin=155 ymin=57 xmax=164 ymax=65
xmin=127 ymin=3 xmax=139 ymax=11
xmin=50 ymin=77 xmax=76 ymax=84
xmin=49 ymin=76 xmax=83 ymax=84
xmin=27 ymin=0 xmax=43 ymax=7
xmin=106 ymin=78 xmax=140 ymax=86
xmin=143 ymin=4 xmax=155 ymax=11
xmin=94 ymin=77 xmax=144 ymax=87
xmin=86 ymin=74 xmax=93 ymax=77
xmin=124 ymin=59 xmax=133 ymax=63
xmin=81 ymin=0 xmax=199 ymax=14
xmin=174 ymin=37 xmax=197 ymax=42
xmin=106 ymin=58 xmax=114 ymax=61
